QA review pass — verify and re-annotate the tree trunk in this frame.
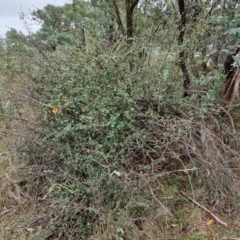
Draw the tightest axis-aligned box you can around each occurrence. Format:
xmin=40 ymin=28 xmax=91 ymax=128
xmin=178 ymin=0 xmax=191 ymax=97
xmin=113 ymin=0 xmax=125 ymax=36
xmin=126 ymin=0 xmax=139 ymax=44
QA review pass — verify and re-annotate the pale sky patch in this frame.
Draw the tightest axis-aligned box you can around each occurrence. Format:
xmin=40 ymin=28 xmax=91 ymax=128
xmin=0 ymin=0 xmax=71 ymax=38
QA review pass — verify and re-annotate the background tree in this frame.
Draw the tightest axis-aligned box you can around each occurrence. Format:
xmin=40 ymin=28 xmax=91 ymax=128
xmin=6 ymin=28 xmax=27 ymax=50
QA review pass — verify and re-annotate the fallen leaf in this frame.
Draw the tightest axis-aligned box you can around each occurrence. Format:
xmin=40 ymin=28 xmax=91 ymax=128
xmin=206 ymin=219 xmax=214 ymax=226
xmin=26 ymin=228 xmax=35 ymax=233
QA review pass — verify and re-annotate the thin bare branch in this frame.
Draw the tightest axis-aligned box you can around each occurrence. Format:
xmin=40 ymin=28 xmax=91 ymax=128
xmin=180 ymin=191 xmax=227 ymax=227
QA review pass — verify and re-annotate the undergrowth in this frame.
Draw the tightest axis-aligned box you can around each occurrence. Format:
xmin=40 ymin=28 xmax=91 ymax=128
xmin=10 ymin=42 xmax=240 ymax=239
xmin=1 ymin=2 xmax=240 ymax=239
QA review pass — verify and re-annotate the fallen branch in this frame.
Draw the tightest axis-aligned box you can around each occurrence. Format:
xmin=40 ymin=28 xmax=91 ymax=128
xmin=222 ymin=238 xmax=240 ymax=240
xmin=26 ymin=216 xmax=45 ymax=228
xmin=137 ymin=173 xmax=173 ymax=217
xmin=180 ymin=191 xmax=227 ymax=227
xmin=219 ymin=107 xmax=235 ymax=132
xmin=0 ymin=207 xmax=12 ymax=216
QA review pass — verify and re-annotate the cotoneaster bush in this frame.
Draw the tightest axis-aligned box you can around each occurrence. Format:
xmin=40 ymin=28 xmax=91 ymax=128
xmin=19 ymin=40 xmax=240 ymax=239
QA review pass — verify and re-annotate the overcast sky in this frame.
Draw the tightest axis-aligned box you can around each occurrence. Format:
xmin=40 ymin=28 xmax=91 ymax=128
xmin=0 ymin=0 xmax=71 ymax=39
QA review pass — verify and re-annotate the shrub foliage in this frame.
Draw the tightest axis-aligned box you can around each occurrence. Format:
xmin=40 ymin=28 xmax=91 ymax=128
xmin=1 ymin=0 xmax=240 ymax=239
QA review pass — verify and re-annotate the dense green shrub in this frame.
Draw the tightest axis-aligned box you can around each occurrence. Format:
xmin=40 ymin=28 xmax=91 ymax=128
xmin=17 ymin=39 xmax=240 ymax=239
xmin=2 ymin=1 xmax=240 ymax=239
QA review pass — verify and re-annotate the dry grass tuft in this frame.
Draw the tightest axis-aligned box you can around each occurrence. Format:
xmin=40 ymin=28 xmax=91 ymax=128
xmin=0 ymin=161 xmax=22 ymax=210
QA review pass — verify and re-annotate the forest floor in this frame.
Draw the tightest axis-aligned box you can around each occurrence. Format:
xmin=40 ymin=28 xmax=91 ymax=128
xmin=1 ymin=118 xmax=240 ymax=239
xmin=1 ymin=185 xmax=240 ymax=239
xmin=1 ymin=59 xmax=240 ymax=240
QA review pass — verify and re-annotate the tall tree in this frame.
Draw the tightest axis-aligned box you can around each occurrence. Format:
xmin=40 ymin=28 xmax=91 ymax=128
xmin=6 ymin=28 xmax=26 ymax=45
xmin=178 ymin=0 xmax=191 ymax=97
xmin=32 ymin=4 xmax=74 ymax=50
xmin=126 ymin=0 xmax=140 ymax=43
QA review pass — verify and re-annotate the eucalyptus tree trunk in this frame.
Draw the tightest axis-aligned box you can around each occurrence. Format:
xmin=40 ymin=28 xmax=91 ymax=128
xmin=178 ymin=0 xmax=191 ymax=97
xmin=126 ymin=0 xmax=139 ymax=44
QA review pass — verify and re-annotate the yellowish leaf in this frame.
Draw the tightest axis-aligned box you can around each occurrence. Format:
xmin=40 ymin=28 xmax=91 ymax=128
xmin=206 ymin=219 xmax=214 ymax=226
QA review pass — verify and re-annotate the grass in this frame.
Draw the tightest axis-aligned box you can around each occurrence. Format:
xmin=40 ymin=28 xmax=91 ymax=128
xmin=0 ymin=200 xmax=42 ymax=240
xmin=1 ymin=124 xmax=240 ymax=239
xmin=1 ymin=49 xmax=240 ymax=240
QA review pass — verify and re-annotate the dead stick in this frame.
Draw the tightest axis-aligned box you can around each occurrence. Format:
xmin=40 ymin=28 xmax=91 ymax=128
xmin=0 ymin=209 xmax=12 ymax=216
xmin=180 ymin=191 xmax=227 ymax=227
xmin=140 ymin=175 xmax=173 ymax=217
xmin=220 ymin=107 xmax=235 ymax=132
xmin=222 ymin=238 xmax=240 ymax=240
